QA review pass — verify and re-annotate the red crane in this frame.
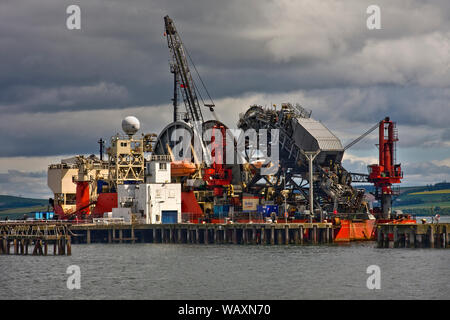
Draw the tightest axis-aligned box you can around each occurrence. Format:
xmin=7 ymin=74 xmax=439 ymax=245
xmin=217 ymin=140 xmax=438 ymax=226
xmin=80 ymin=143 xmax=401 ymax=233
xmin=202 ymin=124 xmax=232 ymax=196
xmin=367 ymin=117 xmax=403 ymax=219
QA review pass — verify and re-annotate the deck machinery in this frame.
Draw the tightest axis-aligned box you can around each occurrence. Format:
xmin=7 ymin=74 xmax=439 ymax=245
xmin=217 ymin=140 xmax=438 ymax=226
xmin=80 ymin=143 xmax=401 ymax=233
xmin=237 ymin=103 xmax=366 ymax=219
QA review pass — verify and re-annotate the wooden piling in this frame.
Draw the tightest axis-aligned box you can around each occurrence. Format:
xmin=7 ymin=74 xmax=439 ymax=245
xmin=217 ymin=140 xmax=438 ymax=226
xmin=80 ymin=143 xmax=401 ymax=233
xmin=429 ymin=226 xmax=434 ymax=248
xmin=285 ymin=226 xmax=289 ymax=245
xmin=67 ymin=236 xmax=72 ymax=256
xmin=299 ymin=226 xmax=304 ymax=245
xmin=270 ymin=227 xmax=275 ymax=245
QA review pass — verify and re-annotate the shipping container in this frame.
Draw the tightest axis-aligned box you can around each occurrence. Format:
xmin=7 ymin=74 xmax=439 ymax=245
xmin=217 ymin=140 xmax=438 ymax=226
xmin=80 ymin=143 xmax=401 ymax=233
xmin=213 ymin=205 xmax=230 ymax=217
xmin=257 ymin=205 xmax=279 ymax=217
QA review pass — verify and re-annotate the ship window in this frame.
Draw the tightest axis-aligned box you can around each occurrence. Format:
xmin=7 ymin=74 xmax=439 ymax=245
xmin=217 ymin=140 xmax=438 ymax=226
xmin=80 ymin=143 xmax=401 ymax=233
xmin=159 ymin=162 xmax=167 ymax=170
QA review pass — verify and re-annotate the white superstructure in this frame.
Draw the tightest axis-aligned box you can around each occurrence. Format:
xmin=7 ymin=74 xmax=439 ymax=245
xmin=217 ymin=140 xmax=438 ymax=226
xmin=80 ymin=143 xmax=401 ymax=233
xmin=112 ymin=154 xmax=181 ymax=224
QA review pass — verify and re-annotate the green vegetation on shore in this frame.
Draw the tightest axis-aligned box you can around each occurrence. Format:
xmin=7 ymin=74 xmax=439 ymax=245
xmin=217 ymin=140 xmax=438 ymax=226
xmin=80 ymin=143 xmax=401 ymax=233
xmin=393 ymin=182 xmax=450 ymax=216
xmin=0 ymin=195 xmax=49 ymax=220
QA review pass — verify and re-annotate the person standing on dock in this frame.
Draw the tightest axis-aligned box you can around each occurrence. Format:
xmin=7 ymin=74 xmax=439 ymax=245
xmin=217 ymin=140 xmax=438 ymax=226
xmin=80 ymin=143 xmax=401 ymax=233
xmin=434 ymin=214 xmax=440 ymax=224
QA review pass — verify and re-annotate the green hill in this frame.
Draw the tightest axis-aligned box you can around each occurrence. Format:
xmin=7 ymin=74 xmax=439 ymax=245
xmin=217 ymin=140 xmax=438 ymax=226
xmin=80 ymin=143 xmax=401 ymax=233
xmin=393 ymin=183 xmax=450 ymax=215
xmin=0 ymin=195 xmax=49 ymax=220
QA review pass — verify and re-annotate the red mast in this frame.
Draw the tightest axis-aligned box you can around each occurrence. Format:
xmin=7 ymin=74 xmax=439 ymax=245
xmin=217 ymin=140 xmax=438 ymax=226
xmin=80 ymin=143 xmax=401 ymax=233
xmin=368 ymin=117 xmax=403 ymax=219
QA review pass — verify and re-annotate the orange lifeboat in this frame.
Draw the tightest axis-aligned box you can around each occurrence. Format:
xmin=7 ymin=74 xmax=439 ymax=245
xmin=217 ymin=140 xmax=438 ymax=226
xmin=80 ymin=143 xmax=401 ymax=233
xmin=171 ymin=161 xmax=197 ymax=177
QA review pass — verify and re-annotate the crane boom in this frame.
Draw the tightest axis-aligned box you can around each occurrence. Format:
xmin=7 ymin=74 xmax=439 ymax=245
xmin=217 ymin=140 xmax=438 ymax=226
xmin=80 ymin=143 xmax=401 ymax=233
xmin=164 ymin=15 xmax=204 ymax=123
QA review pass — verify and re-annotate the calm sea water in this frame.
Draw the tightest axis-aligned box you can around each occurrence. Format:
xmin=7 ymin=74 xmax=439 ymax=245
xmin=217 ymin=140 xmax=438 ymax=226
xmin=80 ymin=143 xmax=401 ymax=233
xmin=1 ymin=236 xmax=449 ymax=300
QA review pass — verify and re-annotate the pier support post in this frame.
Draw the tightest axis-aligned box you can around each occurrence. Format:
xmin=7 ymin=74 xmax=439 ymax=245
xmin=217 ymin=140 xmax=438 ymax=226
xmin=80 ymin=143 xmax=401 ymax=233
xmin=270 ymin=227 xmax=275 ymax=245
xmin=393 ymin=227 xmax=399 ymax=248
xmin=444 ymin=226 xmax=448 ymax=248
xmin=285 ymin=226 xmax=289 ymax=245
xmin=299 ymin=226 xmax=304 ymax=245
xmin=294 ymin=228 xmax=299 ymax=245
xmin=178 ymin=229 xmax=182 ymax=244
xmin=108 ymin=230 xmax=112 ymax=244
xmin=204 ymin=228 xmax=208 ymax=245
xmin=429 ymin=226 xmax=434 ymax=248
xmin=313 ymin=225 xmax=318 ymax=244
xmin=377 ymin=227 xmax=383 ymax=248
xmin=119 ymin=229 xmax=123 ymax=244
xmin=409 ymin=229 xmax=415 ymax=248
xmin=223 ymin=228 xmax=227 ymax=244
xmin=328 ymin=226 xmax=334 ymax=243
xmin=67 ymin=236 xmax=72 ymax=256
xmin=86 ymin=229 xmax=91 ymax=244
xmin=436 ymin=227 xmax=441 ymax=248
xmin=131 ymin=227 xmax=135 ymax=244
xmin=233 ymin=228 xmax=237 ymax=245
xmin=277 ymin=228 xmax=282 ymax=245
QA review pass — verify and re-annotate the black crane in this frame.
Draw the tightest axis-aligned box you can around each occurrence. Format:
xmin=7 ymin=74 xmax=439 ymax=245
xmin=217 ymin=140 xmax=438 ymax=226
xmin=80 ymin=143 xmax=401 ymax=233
xmin=164 ymin=15 xmax=215 ymax=124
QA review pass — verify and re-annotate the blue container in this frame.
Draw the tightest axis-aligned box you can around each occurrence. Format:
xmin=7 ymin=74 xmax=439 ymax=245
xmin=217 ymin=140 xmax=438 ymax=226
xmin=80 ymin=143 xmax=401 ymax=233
xmin=97 ymin=180 xmax=107 ymax=194
xmin=35 ymin=212 xmax=43 ymax=219
xmin=257 ymin=205 xmax=279 ymax=217
xmin=213 ymin=205 xmax=229 ymax=218
xmin=44 ymin=212 xmax=54 ymax=220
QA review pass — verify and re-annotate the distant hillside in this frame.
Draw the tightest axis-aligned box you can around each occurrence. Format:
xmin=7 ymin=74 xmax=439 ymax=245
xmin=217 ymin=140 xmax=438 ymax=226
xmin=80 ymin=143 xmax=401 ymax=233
xmin=0 ymin=195 xmax=49 ymax=220
xmin=0 ymin=195 xmax=48 ymax=210
xmin=393 ymin=183 xmax=450 ymax=215
xmin=354 ymin=182 xmax=450 ymax=215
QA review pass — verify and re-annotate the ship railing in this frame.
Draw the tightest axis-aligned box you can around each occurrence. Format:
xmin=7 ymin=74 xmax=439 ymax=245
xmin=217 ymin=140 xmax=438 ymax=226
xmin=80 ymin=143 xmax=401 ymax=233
xmin=93 ymin=217 xmax=126 ymax=225
xmin=149 ymin=154 xmax=172 ymax=162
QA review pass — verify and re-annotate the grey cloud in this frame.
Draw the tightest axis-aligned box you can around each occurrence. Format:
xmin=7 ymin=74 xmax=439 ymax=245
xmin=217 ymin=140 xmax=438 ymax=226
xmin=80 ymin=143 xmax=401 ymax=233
xmin=0 ymin=0 xmax=449 ymax=190
xmin=0 ymin=170 xmax=49 ymax=198
xmin=1 ymin=0 xmax=449 ymax=114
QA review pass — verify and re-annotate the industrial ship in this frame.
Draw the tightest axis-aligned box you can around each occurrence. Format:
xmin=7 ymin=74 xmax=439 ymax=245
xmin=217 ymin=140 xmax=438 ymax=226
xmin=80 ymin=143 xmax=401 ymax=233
xmin=46 ymin=16 xmax=415 ymax=241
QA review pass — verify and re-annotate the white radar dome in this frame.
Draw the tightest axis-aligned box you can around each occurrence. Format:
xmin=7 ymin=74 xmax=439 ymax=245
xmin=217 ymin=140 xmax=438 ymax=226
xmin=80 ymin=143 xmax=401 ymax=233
xmin=122 ymin=116 xmax=140 ymax=136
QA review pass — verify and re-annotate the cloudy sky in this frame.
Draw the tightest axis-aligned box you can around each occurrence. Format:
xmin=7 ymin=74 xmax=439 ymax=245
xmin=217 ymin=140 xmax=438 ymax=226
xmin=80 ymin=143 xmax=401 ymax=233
xmin=0 ymin=0 xmax=449 ymax=198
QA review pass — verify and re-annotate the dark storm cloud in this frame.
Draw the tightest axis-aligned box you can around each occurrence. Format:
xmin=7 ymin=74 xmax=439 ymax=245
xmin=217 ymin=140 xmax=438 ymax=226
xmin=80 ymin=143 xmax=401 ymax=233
xmin=0 ymin=170 xmax=46 ymax=183
xmin=0 ymin=0 xmax=449 ymax=160
xmin=0 ymin=170 xmax=48 ymax=198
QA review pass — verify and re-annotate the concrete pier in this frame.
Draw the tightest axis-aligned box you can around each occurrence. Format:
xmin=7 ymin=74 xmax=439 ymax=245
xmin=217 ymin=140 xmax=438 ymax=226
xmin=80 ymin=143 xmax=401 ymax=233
xmin=70 ymin=222 xmax=334 ymax=245
xmin=376 ymin=223 xmax=449 ymax=248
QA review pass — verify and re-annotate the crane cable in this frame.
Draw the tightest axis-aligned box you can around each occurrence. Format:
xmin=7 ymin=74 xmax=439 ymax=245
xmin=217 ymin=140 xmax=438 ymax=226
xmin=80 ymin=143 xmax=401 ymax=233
xmin=344 ymin=122 xmax=379 ymax=151
xmin=181 ymin=40 xmax=217 ymax=120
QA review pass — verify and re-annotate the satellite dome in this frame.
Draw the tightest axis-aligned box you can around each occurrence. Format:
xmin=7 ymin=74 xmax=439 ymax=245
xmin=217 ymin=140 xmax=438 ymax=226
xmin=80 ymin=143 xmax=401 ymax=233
xmin=122 ymin=116 xmax=140 ymax=136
